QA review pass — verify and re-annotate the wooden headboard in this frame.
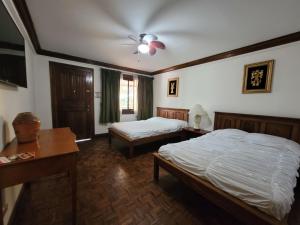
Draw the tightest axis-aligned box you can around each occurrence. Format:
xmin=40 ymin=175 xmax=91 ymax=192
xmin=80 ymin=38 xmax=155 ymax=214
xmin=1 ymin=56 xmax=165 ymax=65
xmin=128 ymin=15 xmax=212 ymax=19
xmin=214 ymin=112 xmax=300 ymax=143
xmin=157 ymin=107 xmax=189 ymax=122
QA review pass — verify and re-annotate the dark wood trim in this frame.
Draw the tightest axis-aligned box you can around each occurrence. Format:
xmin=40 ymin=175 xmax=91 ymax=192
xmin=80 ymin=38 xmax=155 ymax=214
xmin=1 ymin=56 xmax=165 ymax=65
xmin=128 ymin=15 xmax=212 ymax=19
xmin=0 ymin=41 xmax=25 ymax=51
xmin=93 ymin=133 xmax=109 ymax=138
xmin=151 ymin=31 xmax=300 ymax=75
xmin=40 ymin=49 xmax=152 ymax=75
xmin=12 ymin=0 xmax=41 ymax=52
xmin=122 ymin=74 xmax=134 ymax=81
xmin=122 ymin=109 xmax=134 ymax=115
xmin=12 ymin=0 xmax=300 ymax=76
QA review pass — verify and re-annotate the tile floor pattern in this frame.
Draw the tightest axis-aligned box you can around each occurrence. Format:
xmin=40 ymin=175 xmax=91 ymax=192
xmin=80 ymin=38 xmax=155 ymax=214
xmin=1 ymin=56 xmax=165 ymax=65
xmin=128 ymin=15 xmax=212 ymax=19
xmin=12 ymin=137 xmax=300 ymax=225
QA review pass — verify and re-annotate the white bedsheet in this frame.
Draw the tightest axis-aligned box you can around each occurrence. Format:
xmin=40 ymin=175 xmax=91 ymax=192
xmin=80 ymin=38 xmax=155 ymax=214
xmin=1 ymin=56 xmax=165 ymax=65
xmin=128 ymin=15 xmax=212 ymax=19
xmin=111 ymin=117 xmax=187 ymax=139
xmin=158 ymin=129 xmax=300 ymax=220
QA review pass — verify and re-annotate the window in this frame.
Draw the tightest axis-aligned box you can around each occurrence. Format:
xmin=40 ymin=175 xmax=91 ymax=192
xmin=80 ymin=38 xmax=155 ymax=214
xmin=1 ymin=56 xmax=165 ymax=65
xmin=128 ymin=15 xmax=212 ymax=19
xmin=120 ymin=74 xmax=137 ymax=114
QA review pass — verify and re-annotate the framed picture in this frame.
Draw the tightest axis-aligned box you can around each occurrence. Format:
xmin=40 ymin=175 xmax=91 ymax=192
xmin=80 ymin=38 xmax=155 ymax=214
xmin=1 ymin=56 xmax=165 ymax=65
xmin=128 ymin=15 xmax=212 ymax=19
xmin=242 ymin=60 xmax=274 ymax=94
xmin=167 ymin=77 xmax=179 ymax=97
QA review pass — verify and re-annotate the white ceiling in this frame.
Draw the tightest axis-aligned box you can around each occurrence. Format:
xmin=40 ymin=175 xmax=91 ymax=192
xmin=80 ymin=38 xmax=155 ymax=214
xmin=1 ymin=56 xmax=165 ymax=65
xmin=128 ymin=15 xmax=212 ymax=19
xmin=25 ymin=0 xmax=300 ymax=72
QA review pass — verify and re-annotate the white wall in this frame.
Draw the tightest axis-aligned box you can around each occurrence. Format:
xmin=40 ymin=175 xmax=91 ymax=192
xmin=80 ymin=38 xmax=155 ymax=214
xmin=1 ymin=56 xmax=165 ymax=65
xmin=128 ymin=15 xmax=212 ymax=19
xmin=0 ymin=0 xmax=36 ymax=224
xmin=0 ymin=41 xmax=35 ymax=225
xmin=154 ymin=41 xmax=300 ymax=130
xmin=32 ymin=54 xmax=137 ymax=135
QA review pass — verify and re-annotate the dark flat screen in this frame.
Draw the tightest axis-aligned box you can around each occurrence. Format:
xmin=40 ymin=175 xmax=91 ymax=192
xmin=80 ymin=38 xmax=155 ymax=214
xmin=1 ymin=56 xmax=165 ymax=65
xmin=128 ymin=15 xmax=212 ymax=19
xmin=0 ymin=1 xmax=27 ymax=88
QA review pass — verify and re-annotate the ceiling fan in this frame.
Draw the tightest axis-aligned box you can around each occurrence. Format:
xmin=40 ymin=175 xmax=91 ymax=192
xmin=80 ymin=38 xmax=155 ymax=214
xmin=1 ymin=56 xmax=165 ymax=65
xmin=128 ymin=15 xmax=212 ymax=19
xmin=123 ymin=33 xmax=166 ymax=56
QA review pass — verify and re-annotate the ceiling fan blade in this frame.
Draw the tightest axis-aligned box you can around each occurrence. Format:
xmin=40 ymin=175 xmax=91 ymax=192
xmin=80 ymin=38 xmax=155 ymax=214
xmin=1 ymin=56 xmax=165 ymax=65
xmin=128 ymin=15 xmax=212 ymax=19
xmin=128 ymin=35 xmax=137 ymax=42
xmin=149 ymin=47 xmax=156 ymax=56
xmin=150 ymin=41 xmax=165 ymax=49
xmin=143 ymin=34 xmax=158 ymax=43
xmin=139 ymin=33 xmax=147 ymax=40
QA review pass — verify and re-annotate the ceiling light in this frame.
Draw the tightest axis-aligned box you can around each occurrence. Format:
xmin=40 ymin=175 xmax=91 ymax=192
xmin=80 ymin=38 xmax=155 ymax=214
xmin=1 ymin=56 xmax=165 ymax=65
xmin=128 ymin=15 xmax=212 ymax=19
xmin=138 ymin=44 xmax=149 ymax=54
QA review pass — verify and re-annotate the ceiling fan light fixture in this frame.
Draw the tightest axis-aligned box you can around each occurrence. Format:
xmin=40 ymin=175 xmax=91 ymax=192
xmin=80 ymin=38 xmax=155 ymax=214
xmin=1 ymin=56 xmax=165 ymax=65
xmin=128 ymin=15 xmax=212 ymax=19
xmin=138 ymin=43 xmax=149 ymax=54
xmin=143 ymin=34 xmax=157 ymax=43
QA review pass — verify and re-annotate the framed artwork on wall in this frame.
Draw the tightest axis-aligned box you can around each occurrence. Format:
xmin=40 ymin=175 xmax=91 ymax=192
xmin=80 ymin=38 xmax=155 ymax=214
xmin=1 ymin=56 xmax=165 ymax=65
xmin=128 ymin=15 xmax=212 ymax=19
xmin=242 ymin=60 xmax=274 ymax=94
xmin=167 ymin=77 xmax=179 ymax=97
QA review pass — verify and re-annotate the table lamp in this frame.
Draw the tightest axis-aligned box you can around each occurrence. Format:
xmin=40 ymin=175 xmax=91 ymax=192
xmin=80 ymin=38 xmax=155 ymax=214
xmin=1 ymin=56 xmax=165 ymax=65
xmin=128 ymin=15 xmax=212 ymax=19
xmin=190 ymin=104 xmax=206 ymax=130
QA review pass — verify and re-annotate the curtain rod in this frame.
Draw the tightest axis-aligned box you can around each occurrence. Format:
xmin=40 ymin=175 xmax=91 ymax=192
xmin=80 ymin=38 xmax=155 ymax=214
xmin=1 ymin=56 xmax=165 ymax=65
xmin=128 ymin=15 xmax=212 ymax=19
xmin=99 ymin=65 xmax=153 ymax=78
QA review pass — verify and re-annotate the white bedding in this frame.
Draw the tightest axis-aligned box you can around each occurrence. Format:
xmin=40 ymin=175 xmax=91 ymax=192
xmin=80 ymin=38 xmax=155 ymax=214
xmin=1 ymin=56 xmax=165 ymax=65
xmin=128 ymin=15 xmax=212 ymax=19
xmin=111 ymin=117 xmax=187 ymax=139
xmin=158 ymin=129 xmax=300 ymax=220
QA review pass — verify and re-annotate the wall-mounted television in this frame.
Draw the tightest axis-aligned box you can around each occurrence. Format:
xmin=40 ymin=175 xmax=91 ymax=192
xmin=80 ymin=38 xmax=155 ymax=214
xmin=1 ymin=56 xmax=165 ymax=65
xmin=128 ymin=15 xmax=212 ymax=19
xmin=0 ymin=1 xmax=27 ymax=88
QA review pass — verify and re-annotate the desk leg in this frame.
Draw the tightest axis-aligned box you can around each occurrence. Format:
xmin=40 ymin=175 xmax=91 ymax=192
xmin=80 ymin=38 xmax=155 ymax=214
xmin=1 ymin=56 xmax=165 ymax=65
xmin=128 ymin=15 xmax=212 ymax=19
xmin=70 ymin=156 xmax=77 ymax=225
xmin=153 ymin=157 xmax=159 ymax=182
xmin=108 ymin=132 xmax=112 ymax=145
xmin=0 ymin=190 xmax=3 ymax=225
xmin=128 ymin=145 xmax=134 ymax=158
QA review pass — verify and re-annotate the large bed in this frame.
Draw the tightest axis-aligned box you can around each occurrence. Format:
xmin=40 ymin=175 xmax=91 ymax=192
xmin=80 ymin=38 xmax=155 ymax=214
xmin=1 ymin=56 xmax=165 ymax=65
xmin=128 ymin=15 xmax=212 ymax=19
xmin=108 ymin=107 xmax=189 ymax=158
xmin=153 ymin=112 xmax=300 ymax=225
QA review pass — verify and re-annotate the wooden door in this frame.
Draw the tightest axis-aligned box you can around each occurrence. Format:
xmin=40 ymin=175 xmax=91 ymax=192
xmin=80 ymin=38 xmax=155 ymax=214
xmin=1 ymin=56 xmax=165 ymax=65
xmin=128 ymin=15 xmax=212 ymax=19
xmin=50 ymin=62 xmax=94 ymax=140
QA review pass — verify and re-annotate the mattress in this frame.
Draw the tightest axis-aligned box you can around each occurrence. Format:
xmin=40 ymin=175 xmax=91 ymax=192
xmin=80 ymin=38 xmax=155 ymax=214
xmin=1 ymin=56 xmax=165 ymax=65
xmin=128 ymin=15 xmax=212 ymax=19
xmin=158 ymin=129 xmax=300 ymax=220
xmin=110 ymin=117 xmax=188 ymax=140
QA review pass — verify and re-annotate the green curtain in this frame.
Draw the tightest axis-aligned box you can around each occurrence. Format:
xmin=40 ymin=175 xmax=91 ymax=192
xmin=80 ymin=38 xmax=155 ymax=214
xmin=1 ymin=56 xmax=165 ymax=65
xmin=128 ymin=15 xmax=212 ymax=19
xmin=137 ymin=76 xmax=153 ymax=120
xmin=100 ymin=68 xmax=121 ymax=124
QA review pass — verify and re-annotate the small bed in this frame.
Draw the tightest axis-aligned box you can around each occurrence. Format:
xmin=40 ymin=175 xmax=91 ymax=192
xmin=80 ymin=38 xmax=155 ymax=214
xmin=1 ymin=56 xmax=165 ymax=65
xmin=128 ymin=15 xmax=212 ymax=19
xmin=108 ymin=107 xmax=189 ymax=157
xmin=153 ymin=112 xmax=300 ymax=225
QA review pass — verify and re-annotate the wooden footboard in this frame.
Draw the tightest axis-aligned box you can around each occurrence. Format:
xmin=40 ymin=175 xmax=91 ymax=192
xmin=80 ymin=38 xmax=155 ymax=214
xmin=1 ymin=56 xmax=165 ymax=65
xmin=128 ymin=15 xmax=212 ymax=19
xmin=153 ymin=153 xmax=288 ymax=225
xmin=109 ymin=127 xmax=182 ymax=158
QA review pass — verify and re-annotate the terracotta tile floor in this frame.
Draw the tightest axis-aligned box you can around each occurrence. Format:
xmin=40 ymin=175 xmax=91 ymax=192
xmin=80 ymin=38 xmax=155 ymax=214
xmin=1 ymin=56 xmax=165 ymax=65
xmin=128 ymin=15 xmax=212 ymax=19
xmin=12 ymin=137 xmax=300 ymax=225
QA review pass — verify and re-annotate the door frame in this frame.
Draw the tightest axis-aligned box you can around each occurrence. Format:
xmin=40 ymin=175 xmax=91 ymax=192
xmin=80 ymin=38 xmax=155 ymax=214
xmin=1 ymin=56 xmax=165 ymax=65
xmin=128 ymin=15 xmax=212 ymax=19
xmin=49 ymin=61 xmax=95 ymax=138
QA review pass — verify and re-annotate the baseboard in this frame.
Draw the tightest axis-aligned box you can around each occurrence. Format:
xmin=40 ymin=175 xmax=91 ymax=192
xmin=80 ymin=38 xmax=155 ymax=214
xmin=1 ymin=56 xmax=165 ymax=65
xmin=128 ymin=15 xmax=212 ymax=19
xmin=93 ymin=133 xmax=108 ymax=138
xmin=7 ymin=185 xmax=25 ymax=225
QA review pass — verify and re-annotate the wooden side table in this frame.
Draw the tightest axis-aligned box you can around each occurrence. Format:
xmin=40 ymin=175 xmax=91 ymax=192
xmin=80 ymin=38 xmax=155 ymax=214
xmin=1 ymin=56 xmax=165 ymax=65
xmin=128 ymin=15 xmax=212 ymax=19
xmin=182 ymin=127 xmax=210 ymax=140
xmin=0 ymin=128 xmax=79 ymax=225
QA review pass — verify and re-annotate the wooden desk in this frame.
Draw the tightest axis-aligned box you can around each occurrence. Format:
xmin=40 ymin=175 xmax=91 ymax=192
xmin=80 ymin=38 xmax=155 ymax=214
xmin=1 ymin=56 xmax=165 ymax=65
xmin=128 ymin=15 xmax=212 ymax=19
xmin=0 ymin=128 xmax=79 ymax=225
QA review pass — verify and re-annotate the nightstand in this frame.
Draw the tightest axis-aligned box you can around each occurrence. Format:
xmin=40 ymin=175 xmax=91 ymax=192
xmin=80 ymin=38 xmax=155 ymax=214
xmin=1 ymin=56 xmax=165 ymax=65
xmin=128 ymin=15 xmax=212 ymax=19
xmin=182 ymin=127 xmax=210 ymax=140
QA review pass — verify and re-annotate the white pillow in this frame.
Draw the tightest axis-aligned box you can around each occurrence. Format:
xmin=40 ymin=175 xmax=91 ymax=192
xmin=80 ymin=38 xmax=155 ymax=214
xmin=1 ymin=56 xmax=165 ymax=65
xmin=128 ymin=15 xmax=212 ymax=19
xmin=245 ymin=133 xmax=300 ymax=155
xmin=147 ymin=117 xmax=188 ymax=128
xmin=211 ymin=129 xmax=248 ymax=140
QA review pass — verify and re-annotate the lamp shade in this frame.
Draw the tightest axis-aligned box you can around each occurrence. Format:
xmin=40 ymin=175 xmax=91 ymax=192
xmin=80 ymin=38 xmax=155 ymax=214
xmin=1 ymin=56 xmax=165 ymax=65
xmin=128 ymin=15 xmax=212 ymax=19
xmin=190 ymin=104 xmax=206 ymax=129
xmin=190 ymin=104 xmax=206 ymax=116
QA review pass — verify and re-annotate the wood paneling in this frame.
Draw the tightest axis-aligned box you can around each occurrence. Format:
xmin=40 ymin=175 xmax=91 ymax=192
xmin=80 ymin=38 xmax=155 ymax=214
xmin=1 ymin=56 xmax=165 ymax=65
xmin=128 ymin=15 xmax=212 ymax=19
xmin=214 ymin=112 xmax=300 ymax=143
xmin=157 ymin=107 xmax=189 ymax=121
xmin=50 ymin=62 xmax=94 ymax=140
